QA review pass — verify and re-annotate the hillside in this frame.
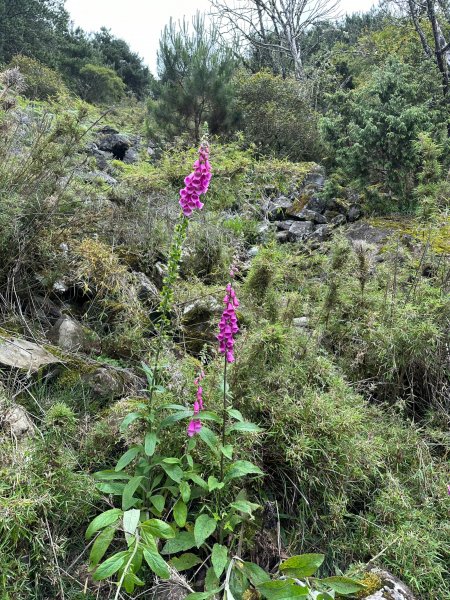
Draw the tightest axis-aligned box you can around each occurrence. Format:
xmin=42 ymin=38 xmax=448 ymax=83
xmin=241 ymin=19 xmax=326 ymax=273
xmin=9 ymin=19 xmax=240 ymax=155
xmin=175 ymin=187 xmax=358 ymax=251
xmin=0 ymin=2 xmax=449 ymax=600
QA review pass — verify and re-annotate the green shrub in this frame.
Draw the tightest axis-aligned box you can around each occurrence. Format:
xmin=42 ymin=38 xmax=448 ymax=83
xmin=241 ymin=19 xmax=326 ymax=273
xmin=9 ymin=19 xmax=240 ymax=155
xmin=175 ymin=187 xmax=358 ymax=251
xmin=8 ymin=54 xmax=67 ymax=100
xmin=79 ymin=63 xmax=125 ymax=104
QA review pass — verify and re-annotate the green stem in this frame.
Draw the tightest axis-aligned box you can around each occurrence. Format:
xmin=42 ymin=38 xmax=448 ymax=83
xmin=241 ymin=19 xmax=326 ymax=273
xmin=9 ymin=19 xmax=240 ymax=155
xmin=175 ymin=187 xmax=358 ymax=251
xmin=220 ymin=356 xmax=228 ymax=482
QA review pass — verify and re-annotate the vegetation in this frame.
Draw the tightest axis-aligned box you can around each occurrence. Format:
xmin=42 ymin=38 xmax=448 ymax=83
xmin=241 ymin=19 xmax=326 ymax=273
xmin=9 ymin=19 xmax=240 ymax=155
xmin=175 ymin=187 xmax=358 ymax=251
xmin=0 ymin=2 xmax=449 ymax=600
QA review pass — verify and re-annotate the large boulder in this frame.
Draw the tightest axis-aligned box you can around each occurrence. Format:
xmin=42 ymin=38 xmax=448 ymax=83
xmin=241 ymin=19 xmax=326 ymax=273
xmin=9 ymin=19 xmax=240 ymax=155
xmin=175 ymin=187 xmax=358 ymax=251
xmin=47 ymin=316 xmax=100 ymax=353
xmin=364 ymin=568 xmax=417 ymax=600
xmin=96 ymin=132 xmax=131 ymax=160
xmin=83 ymin=367 xmax=144 ymax=399
xmin=288 ymin=221 xmax=314 ymax=242
xmin=1 ymin=404 xmax=34 ymax=439
xmin=0 ymin=337 xmax=60 ymax=372
xmin=181 ymin=297 xmax=222 ymax=354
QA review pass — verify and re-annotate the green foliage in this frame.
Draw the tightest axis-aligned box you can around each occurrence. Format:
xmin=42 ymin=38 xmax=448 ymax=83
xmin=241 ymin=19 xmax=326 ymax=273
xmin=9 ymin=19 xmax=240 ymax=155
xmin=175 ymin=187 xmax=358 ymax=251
xmin=8 ymin=54 xmax=67 ymax=100
xmin=235 ymin=70 xmax=322 ymax=161
xmin=79 ymin=63 xmax=126 ymax=104
xmin=149 ymin=13 xmax=237 ymax=141
xmin=321 ymin=58 xmax=446 ymax=211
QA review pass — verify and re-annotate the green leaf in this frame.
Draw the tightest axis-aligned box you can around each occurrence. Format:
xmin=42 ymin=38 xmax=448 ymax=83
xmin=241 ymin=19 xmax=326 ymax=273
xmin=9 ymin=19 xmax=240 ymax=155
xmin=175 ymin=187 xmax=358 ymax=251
xmin=123 ymin=571 xmax=145 ymax=594
xmin=185 ymin=592 xmax=221 ymax=600
xmin=321 ymin=576 xmax=366 ymax=594
xmin=257 ymin=579 xmax=309 ymax=599
xmin=188 ymin=473 xmax=209 ymax=489
xmin=149 ymin=494 xmax=165 ymax=513
xmin=226 ymin=421 xmax=264 ymax=434
xmin=180 ymin=480 xmax=191 ymax=503
xmin=94 ymin=470 xmax=132 ymax=481
xmin=227 ymin=408 xmax=244 ymax=421
xmin=163 ymin=457 xmax=181 ymax=464
xmin=211 ymin=543 xmax=228 ymax=578
xmin=194 ymin=514 xmax=217 ymax=548
xmin=144 ymin=431 xmax=158 ymax=456
xmin=169 ymin=553 xmax=202 ymax=572
xmin=198 ymin=426 xmax=219 ymax=452
xmin=280 ymin=553 xmax=325 ymax=578
xmin=208 ymin=476 xmax=224 ymax=492
xmin=96 ymin=482 xmax=126 ymax=495
xmin=122 ymin=476 xmax=144 ymax=510
xmin=220 ymin=444 xmax=234 ymax=459
xmin=120 ymin=412 xmax=141 ymax=432
xmin=162 ymin=531 xmax=196 ymax=554
xmin=141 ymin=518 xmax=175 ymax=539
xmin=241 ymin=561 xmax=271 ymax=586
xmin=225 ymin=460 xmax=264 ymax=481
xmin=199 ymin=410 xmax=222 ymax=423
xmin=205 ymin=565 xmax=220 ymax=590
xmin=161 ymin=462 xmax=184 ymax=483
xmin=123 ymin=508 xmax=141 ymax=536
xmin=173 ymin=498 xmax=188 ymax=528
xmin=143 ymin=548 xmax=170 ymax=579
xmin=89 ymin=525 xmax=116 ymax=569
xmin=230 ymin=500 xmax=260 ymax=515
xmin=115 ymin=446 xmax=141 ymax=472
xmin=85 ymin=508 xmax=123 ymax=540
xmin=92 ymin=550 xmax=128 ymax=580
xmin=160 ymin=410 xmax=193 ymax=428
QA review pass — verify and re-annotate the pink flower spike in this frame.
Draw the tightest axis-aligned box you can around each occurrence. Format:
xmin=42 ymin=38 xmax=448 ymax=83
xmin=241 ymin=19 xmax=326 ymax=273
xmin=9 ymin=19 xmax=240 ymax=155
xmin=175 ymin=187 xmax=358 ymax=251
xmin=179 ymin=143 xmax=211 ymax=217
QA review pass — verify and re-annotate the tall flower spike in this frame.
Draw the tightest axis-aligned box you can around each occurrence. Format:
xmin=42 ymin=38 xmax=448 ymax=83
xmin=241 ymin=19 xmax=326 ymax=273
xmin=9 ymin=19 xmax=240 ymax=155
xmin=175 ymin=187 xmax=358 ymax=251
xmin=179 ymin=143 xmax=212 ymax=217
xmin=188 ymin=371 xmax=205 ymax=437
xmin=217 ymin=283 xmax=239 ymax=363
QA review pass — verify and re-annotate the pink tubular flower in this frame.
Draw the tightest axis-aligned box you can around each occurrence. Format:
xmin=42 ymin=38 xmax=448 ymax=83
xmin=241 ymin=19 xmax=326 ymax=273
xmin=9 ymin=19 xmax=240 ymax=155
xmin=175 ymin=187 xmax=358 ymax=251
xmin=179 ymin=144 xmax=212 ymax=217
xmin=188 ymin=371 xmax=205 ymax=437
xmin=217 ymin=283 xmax=239 ymax=363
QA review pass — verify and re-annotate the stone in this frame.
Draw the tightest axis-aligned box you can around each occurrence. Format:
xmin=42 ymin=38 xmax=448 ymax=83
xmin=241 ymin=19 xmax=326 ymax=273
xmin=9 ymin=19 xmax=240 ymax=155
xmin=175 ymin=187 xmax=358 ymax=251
xmin=346 ymin=222 xmax=390 ymax=246
xmin=248 ymin=246 xmax=259 ymax=258
xmin=2 ymin=404 xmax=34 ymax=438
xmin=275 ymin=220 xmax=295 ymax=231
xmin=265 ymin=196 xmax=293 ymax=221
xmin=276 ymin=231 xmax=290 ymax=243
xmin=0 ymin=337 xmax=60 ymax=373
xmin=83 ymin=367 xmax=143 ymax=399
xmin=96 ymin=132 xmax=131 ymax=160
xmin=302 ymin=169 xmax=325 ymax=191
xmin=364 ymin=568 xmax=417 ymax=600
xmin=182 ymin=297 xmax=222 ymax=354
xmin=310 ymin=224 xmax=331 ymax=243
xmin=305 ymin=195 xmax=328 ymax=213
xmin=292 ymin=317 xmax=310 ymax=329
xmin=331 ymin=214 xmax=347 ymax=227
xmin=28 ymin=295 xmax=62 ymax=326
xmin=82 ymin=170 xmax=118 ymax=186
xmin=348 ymin=204 xmax=362 ymax=222
xmin=287 ymin=208 xmax=327 ymax=224
xmin=47 ymin=316 xmax=100 ymax=353
xmin=153 ymin=262 xmax=168 ymax=288
xmin=133 ymin=272 xmax=159 ymax=302
xmin=288 ymin=221 xmax=314 ymax=241
xmin=123 ymin=147 xmax=139 ymax=164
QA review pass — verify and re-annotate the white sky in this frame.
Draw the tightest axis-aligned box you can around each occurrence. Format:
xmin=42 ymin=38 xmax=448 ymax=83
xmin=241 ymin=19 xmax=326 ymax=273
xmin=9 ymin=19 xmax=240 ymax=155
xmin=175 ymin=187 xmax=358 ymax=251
xmin=65 ymin=0 xmax=376 ymax=75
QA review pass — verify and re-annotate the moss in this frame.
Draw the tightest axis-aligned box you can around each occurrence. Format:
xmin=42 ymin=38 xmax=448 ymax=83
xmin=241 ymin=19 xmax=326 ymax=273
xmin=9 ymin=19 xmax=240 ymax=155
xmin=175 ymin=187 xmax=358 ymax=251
xmin=357 ymin=572 xmax=383 ymax=597
xmin=368 ymin=216 xmax=450 ymax=253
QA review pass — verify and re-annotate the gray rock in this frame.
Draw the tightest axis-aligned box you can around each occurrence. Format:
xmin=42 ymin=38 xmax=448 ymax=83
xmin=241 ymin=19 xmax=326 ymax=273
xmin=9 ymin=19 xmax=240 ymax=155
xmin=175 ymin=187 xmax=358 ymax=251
xmin=28 ymin=295 xmax=62 ymax=325
xmin=289 ymin=208 xmax=327 ymax=224
xmin=364 ymin=568 xmax=417 ymax=600
xmin=288 ymin=221 xmax=314 ymax=241
xmin=266 ymin=196 xmax=293 ymax=221
xmin=310 ymin=224 xmax=331 ymax=243
xmin=182 ymin=297 xmax=222 ymax=353
xmin=47 ymin=316 xmax=100 ymax=353
xmin=346 ymin=222 xmax=390 ymax=246
xmin=305 ymin=195 xmax=328 ymax=213
xmin=348 ymin=204 xmax=362 ymax=222
xmin=96 ymin=133 xmax=131 ymax=160
xmin=275 ymin=220 xmax=295 ymax=231
xmin=84 ymin=367 xmax=143 ymax=399
xmin=276 ymin=231 xmax=290 ymax=243
xmin=248 ymin=246 xmax=259 ymax=258
xmin=123 ymin=147 xmax=139 ymax=164
xmin=2 ymin=404 xmax=34 ymax=438
xmin=133 ymin=272 xmax=159 ymax=302
xmin=0 ymin=337 xmax=60 ymax=373
xmin=293 ymin=317 xmax=310 ymax=329
xmin=153 ymin=262 xmax=168 ymax=288
xmin=302 ymin=170 xmax=325 ymax=191
xmin=82 ymin=170 xmax=118 ymax=186
xmin=331 ymin=214 xmax=347 ymax=227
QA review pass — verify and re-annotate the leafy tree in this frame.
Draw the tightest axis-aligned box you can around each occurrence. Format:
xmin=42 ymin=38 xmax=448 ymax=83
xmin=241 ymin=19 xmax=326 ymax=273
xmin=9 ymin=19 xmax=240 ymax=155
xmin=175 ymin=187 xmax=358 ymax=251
xmin=0 ymin=0 xmax=69 ymax=65
xmin=150 ymin=14 xmax=237 ymax=141
xmin=7 ymin=54 xmax=67 ymax=100
xmin=235 ymin=69 xmax=322 ymax=161
xmin=79 ymin=63 xmax=125 ymax=104
xmin=320 ymin=58 xmax=446 ymax=210
xmin=92 ymin=27 xmax=153 ymax=99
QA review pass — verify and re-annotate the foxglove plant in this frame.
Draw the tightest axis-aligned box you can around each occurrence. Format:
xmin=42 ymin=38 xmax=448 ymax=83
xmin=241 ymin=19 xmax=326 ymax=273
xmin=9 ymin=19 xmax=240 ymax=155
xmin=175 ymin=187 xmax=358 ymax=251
xmin=188 ymin=370 xmax=204 ymax=437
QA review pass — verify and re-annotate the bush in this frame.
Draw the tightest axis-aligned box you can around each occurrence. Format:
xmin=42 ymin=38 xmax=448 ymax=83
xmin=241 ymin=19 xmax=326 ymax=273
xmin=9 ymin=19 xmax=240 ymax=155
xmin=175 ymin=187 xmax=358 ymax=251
xmin=79 ymin=63 xmax=125 ymax=104
xmin=235 ymin=70 xmax=323 ymax=161
xmin=7 ymin=54 xmax=67 ymax=100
